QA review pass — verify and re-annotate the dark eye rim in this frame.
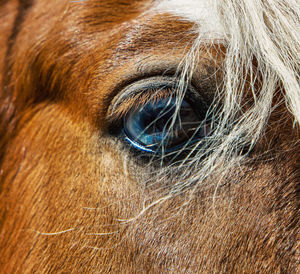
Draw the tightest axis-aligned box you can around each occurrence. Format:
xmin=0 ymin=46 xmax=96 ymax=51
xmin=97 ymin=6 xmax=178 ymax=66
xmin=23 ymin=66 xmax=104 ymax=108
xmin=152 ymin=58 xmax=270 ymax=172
xmin=107 ymin=76 xmax=213 ymax=156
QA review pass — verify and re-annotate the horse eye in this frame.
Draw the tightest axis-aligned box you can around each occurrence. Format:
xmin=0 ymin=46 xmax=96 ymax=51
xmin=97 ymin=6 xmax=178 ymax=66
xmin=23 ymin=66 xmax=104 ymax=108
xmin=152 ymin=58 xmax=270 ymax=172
xmin=123 ymin=97 xmax=210 ymax=154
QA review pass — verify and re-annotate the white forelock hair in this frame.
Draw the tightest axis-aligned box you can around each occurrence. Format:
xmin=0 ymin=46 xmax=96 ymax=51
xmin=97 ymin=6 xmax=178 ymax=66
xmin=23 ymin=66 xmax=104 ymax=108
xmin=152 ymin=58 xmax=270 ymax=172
xmin=137 ymin=0 xmax=300 ymax=210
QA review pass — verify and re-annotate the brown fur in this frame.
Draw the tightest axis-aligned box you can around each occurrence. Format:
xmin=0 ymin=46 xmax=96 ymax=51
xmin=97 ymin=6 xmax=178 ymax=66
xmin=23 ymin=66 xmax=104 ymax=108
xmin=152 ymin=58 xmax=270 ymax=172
xmin=0 ymin=0 xmax=299 ymax=273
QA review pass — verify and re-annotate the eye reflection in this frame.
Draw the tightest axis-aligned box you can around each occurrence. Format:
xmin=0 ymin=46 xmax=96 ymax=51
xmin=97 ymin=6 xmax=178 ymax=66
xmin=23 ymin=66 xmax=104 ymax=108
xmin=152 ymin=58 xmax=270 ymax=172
xmin=123 ymin=97 xmax=210 ymax=154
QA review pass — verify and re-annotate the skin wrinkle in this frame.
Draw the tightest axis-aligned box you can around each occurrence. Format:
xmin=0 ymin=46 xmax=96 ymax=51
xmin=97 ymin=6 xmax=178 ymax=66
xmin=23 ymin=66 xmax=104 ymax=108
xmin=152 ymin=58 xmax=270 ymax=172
xmin=0 ymin=0 xmax=299 ymax=273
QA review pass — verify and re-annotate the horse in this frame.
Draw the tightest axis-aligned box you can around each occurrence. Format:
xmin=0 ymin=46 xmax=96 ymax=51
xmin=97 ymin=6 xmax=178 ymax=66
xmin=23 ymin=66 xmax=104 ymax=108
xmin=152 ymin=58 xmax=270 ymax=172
xmin=0 ymin=0 xmax=299 ymax=272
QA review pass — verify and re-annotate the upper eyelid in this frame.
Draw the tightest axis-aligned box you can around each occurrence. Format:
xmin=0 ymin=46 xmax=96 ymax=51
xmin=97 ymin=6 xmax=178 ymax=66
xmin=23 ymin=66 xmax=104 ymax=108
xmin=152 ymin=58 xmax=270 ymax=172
xmin=107 ymin=76 xmax=205 ymax=120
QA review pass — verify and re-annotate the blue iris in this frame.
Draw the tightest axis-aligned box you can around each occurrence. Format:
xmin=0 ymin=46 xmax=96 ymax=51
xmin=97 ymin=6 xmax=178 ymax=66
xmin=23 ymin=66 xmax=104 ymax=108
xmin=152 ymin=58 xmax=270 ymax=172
xmin=123 ymin=97 xmax=206 ymax=154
